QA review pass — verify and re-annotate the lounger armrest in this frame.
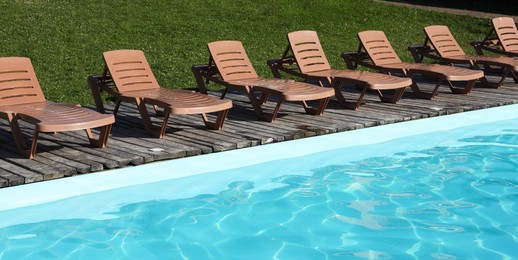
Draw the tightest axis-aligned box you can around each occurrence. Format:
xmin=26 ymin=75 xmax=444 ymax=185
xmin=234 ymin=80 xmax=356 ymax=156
xmin=266 ymin=57 xmax=307 ymax=80
xmin=471 ymin=40 xmax=490 ymax=55
xmin=341 ymin=51 xmax=371 ymax=70
xmin=192 ymin=65 xmax=211 ymax=94
xmin=407 ymin=44 xmax=449 ymax=63
xmin=191 ymin=64 xmax=228 ymax=94
xmin=471 ymin=39 xmax=516 ymax=57
xmin=266 ymin=59 xmax=283 ymax=78
xmin=87 ymin=74 xmax=120 ymax=113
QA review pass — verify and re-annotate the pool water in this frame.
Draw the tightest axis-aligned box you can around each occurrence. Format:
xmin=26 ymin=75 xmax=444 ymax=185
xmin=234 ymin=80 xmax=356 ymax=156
xmin=0 ymin=107 xmax=517 ymax=259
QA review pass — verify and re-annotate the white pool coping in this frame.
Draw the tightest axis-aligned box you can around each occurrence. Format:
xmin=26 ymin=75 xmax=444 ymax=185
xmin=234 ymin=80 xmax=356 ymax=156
xmin=0 ymin=104 xmax=517 ymax=211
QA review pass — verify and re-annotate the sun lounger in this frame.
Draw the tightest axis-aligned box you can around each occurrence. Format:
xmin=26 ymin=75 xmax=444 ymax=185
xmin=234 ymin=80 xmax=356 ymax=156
xmin=409 ymin=25 xmax=518 ymax=88
xmin=192 ymin=40 xmax=334 ymax=122
xmin=267 ymin=30 xmax=412 ymax=110
xmin=88 ymin=50 xmax=232 ymax=138
xmin=342 ymin=30 xmax=484 ymax=99
xmin=472 ymin=17 xmax=518 ymax=57
xmin=0 ymin=57 xmax=115 ymax=159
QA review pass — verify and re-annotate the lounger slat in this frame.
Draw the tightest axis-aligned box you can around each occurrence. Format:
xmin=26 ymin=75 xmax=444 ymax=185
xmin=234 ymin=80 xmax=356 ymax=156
xmin=424 ymin=26 xmax=466 ymax=57
xmin=287 ymin=31 xmax=332 ymax=73
xmin=0 ymin=57 xmax=115 ymax=159
xmin=207 ymin=41 xmax=259 ymax=81
xmin=103 ymin=49 xmax=232 ymax=137
xmin=0 ymin=58 xmax=46 ymax=106
xmin=206 ymin=39 xmax=334 ymax=121
xmin=357 ymin=31 xmax=403 ymax=66
xmin=0 ymin=87 xmax=42 ymax=101
xmin=493 ymin=17 xmax=518 ymax=53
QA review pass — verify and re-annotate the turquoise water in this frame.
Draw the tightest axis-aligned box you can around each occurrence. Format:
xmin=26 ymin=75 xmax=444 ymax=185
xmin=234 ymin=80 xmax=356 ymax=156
xmin=0 ymin=110 xmax=517 ymax=259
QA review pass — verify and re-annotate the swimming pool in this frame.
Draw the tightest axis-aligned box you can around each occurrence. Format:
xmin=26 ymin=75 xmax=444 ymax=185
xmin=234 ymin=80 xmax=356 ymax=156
xmin=0 ymin=105 xmax=517 ymax=259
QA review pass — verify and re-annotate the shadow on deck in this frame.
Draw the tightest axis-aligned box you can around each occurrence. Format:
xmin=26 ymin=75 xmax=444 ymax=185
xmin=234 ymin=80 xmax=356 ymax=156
xmin=0 ymin=74 xmax=517 ymax=187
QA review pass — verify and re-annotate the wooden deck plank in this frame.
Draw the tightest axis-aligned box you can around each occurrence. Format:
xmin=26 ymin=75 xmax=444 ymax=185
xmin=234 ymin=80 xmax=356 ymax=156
xmin=0 ymin=76 xmax=517 ymax=188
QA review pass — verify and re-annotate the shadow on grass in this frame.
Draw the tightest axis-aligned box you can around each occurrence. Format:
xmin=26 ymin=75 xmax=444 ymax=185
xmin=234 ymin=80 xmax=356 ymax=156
xmin=384 ymin=0 xmax=518 ymax=17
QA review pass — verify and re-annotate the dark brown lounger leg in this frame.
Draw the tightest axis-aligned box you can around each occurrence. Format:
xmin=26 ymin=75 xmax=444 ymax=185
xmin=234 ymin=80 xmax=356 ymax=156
xmin=409 ymin=74 xmax=443 ymax=100
xmin=88 ymin=76 xmax=107 ymax=114
xmin=245 ymin=89 xmax=275 ymax=122
xmin=134 ymin=98 xmax=167 ymax=138
xmin=202 ymin=109 xmax=229 ymax=130
xmin=479 ymin=69 xmax=511 ymax=89
xmin=333 ymin=80 xmax=367 ymax=110
xmin=448 ymin=80 xmax=477 ymax=94
xmin=302 ymin=97 xmax=330 ymax=115
xmin=85 ymin=124 xmax=113 ymax=148
xmin=378 ymin=88 xmax=405 ymax=104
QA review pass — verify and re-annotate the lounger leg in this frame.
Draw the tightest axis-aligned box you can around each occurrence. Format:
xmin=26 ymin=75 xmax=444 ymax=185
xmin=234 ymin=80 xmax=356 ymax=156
xmin=448 ymin=79 xmax=476 ymax=94
xmin=429 ymin=78 xmax=444 ymax=98
xmin=87 ymin=76 xmax=106 ymax=114
xmin=28 ymin=129 xmax=39 ymax=159
xmin=332 ymin=81 xmax=348 ymax=105
xmin=467 ymin=61 xmax=506 ymax=88
xmin=113 ymin=100 xmax=122 ymax=117
xmin=347 ymin=87 xmax=367 ymax=110
xmin=302 ymin=97 xmax=330 ymax=115
xmin=5 ymin=113 xmax=34 ymax=158
xmin=332 ymin=80 xmax=366 ymax=110
xmin=270 ymin=98 xmax=283 ymax=122
xmin=378 ymin=88 xmax=405 ymax=104
xmin=157 ymin=109 xmax=172 ymax=138
xmin=153 ymin=105 xmax=165 ymax=117
xmin=202 ymin=109 xmax=229 ymax=130
xmin=134 ymin=98 xmax=164 ymax=138
xmin=85 ymin=124 xmax=113 ymax=148
xmin=259 ymin=93 xmax=270 ymax=104
xmin=245 ymin=88 xmax=274 ymax=122
xmin=479 ymin=69 xmax=510 ymax=88
xmin=410 ymin=75 xmax=442 ymax=100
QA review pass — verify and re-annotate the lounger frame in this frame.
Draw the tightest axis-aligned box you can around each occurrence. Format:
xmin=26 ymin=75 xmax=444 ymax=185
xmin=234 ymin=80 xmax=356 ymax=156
xmin=268 ymin=31 xmax=411 ymax=110
xmin=408 ymin=25 xmax=518 ymax=89
xmin=0 ymin=57 xmax=114 ymax=159
xmin=192 ymin=41 xmax=333 ymax=122
xmin=342 ymin=30 xmax=483 ymax=99
xmin=471 ymin=17 xmax=518 ymax=57
xmin=89 ymin=50 xmax=231 ymax=138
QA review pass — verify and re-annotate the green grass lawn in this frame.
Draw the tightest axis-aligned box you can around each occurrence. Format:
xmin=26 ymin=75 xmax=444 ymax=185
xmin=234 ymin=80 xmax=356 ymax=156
xmin=0 ymin=0 xmax=493 ymax=105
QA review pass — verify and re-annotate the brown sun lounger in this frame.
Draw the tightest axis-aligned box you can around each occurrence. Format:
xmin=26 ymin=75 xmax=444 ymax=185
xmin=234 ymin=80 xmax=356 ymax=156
xmin=88 ymin=50 xmax=232 ymax=138
xmin=192 ymin=40 xmax=334 ymax=122
xmin=342 ymin=30 xmax=484 ymax=99
xmin=0 ymin=57 xmax=115 ymax=159
xmin=267 ymin=30 xmax=412 ymax=110
xmin=409 ymin=25 xmax=518 ymax=88
xmin=472 ymin=17 xmax=518 ymax=57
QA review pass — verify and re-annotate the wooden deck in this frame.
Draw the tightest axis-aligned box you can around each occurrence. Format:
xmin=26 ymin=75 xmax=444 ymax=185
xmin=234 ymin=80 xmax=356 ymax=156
xmin=1 ymin=74 xmax=517 ymax=188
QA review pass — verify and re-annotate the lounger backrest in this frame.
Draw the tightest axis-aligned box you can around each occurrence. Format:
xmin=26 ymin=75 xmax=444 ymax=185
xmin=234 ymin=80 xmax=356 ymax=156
xmin=287 ymin=31 xmax=331 ymax=73
xmin=103 ymin=50 xmax=160 ymax=92
xmin=0 ymin=57 xmax=46 ymax=106
xmin=357 ymin=30 xmax=402 ymax=65
xmin=207 ymin=41 xmax=258 ymax=81
xmin=424 ymin=25 xmax=466 ymax=57
xmin=492 ymin=17 xmax=518 ymax=53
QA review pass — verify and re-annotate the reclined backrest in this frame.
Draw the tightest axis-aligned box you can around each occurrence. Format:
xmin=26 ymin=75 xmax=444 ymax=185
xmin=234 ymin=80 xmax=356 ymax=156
xmin=207 ymin=41 xmax=259 ymax=81
xmin=287 ymin=30 xmax=332 ymax=73
xmin=492 ymin=17 xmax=518 ymax=53
xmin=358 ymin=30 xmax=402 ymax=65
xmin=103 ymin=50 xmax=160 ymax=92
xmin=424 ymin=25 xmax=466 ymax=57
xmin=0 ymin=57 xmax=46 ymax=106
